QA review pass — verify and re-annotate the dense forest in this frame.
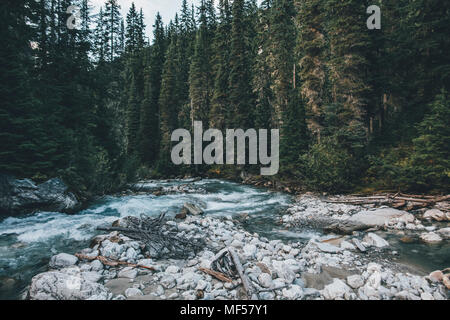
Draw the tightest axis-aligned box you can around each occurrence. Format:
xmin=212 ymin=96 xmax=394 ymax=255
xmin=1 ymin=0 xmax=449 ymax=198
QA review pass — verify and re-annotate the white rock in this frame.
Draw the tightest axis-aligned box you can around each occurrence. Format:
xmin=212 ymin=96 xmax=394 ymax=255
xmin=340 ymin=241 xmax=356 ymax=250
xmin=165 ymin=265 xmax=180 ymax=274
xmin=322 ymin=279 xmax=352 ymax=300
xmin=161 ymin=274 xmax=176 ymax=289
xmin=125 ymin=288 xmax=143 ymax=298
xmin=420 ymin=292 xmax=434 ymax=300
xmin=258 ymin=273 xmax=273 ymax=288
xmin=272 ymin=261 xmax=296 ymax=284
xmin=436 ymin=227 xmax=450 ymax=240
xmin=363 ymin=233 xmax=389 ymax=248
xmin=423 ymin=209 xmax=448 ymax=222
xmin=243 ymin=244 xmax=257 ymax=258
xmin=420 ymin=232 xmax=442 ymax=243
xmin=28 ymin=269 xmax=108 ymax=300
xmin=117 ymin=267 xmax=138 ymax=279
xmin=90 ymin=260 xmax=103 ymax=272
xmin=82 ymin=271 xmax=102 ymax=283
xmin=282 ymin=285 xmax=303 ymax=299
xmin=350 ymin=208 xmax=414 ymax=227
xmin=346 ymin=275 xmax=364 ymax=289
xmin=313 ymin=241 xmax=342 ymax=253
xmin=125 ymin=247 xmax=138 ymax=260
xmin=49 ymin=253 xmax=78 ymax=269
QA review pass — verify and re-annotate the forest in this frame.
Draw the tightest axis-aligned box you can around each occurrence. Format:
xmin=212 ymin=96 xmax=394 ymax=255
xmin=1 ymin=0 xmax=449 ymax=199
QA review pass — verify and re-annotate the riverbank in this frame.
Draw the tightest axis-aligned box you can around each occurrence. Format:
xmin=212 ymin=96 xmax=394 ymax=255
xmin=23 ymin=182 xmax=449 ymax=300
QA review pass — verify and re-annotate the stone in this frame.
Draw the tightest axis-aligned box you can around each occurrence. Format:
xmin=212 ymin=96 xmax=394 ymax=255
xmin=125 ymin=288 xmax=143 ymax=298
xmin=420 ymin=292 xmax=434 ymax=300
xmin=349 ymin=208 xmax=413 ymax=227
xmin=363 ymin=233 xmax=389 ymax=248
xmin=322 ymin=279 xmax=352 ymax=300
xmin=165 ymin=265 xmax=180 ymax=274
xmin=257 ymin=273 xmax=273 ymax=288
xmin=313 ymin=241 xmax=342 ymax=253
xmin=436 ymin=227 xmax=450 ymax=240
xmin=82 ymin=271 xmax=102 ymax=283
xmin=346 ymin=275 xmax=364 ymax=289
xmin=117 ymin=267 xmax=138 ymax=279
xmin=324 ymin=220 xmax=370 ymax=235
xmin=183 ymin=202 xmax=204 ymax=216
xmin=28 ymin=269 xmax=108 ymax=300
xmin=423 ymin=209 xmax=448 ymax=222
xmin=0 ymin=175 xmax=79 ymax=216
xmin=427 ymin=270 xmax=444 ymax=283
xmin=420 ymin=232 xmax=442 ymax=243
xmin=282 ymin=285 xmax=303 ymax=299
xmin=49 ymin=253 xmax=78 ymax=269
xmin=272 ymin=261 xmax=296 ymax=284
xmin=340 ymin=241 xmax=356 ymax=250
xmin=90 ymin=260 xmax=103 ymax=272
xmin=243 ymin=244 xmax=257 ymax=258
xmin=161 ymin=274 xmax=176 ymax=289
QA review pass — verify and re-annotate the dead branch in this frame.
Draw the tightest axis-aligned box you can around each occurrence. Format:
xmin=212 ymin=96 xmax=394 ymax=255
xmin=75 ymin=253 xmax=155 ymax=271
xmin=199 ymin=267 xmax=233 ymax=283
xmin=228 ymin=247 xmax=258 ymax=300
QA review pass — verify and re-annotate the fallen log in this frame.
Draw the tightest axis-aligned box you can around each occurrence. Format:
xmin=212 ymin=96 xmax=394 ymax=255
xmin=228 ymin=247 xmax=258 ymax=300
xmin=199 ymin=267 xmax=233 ymax=283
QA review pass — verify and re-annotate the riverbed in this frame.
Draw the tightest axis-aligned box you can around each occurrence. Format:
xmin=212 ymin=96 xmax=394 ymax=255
xmin=0 ymin=179 xmax=448 ymax=299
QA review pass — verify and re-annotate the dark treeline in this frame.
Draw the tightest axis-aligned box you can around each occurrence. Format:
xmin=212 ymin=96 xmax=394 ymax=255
xmin=1 ymin=0 xmax=449 ymax=196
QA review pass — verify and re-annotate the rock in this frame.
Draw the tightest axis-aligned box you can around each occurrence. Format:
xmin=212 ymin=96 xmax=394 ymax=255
xmin=282 ymin=285 xmax=303 ymax=299
xmin=322 ymin=279 xmax=352 ymax=300
xmin=324 ymin=220 xmax=370 ymax=235
xmin=183 ymin=202 xmax=204 ymax=216
xmin=427 ymin=270 xmax=444 ymax=283
xmin=28 ymin=269 xmax=108 ymax=300
xmin=161 ymin=274 xmax=176 ymax=289
xmin=90 ymin=260 xmax=103 ymax=272
xmin=346 ymin=275 xmax=364 ymax=289
xmin=313 ymin=241 xmax=342 ymax=253
xmin=420 ymin=232 xmax=442 ymax=243
xmin=49 ymin=253 xmax=78 ymax=269
xmin=81 ymin=271 xmax=102 ymax=283
xmin=272 ymin=261 xmax=296 ymax=284
xmin=243 ymin=244 xmax=257 ymax=258
xmin=257 ymin=273 xmax=273 ymax=288
xmin=423 ymin=209 xmax=448 ymax=222
xmin=125 ymin=247 xmax=138 ymax=260
xmin=443 ymin=275 xmax=450 ymax=289
xmin=352 ymin=238 xmax=366 ymax=252
xmin=349 ymin=208 xmax=413 ymax=227
xmin=117 ymin=267 xmax=138 ymax=279
xmin=259 ymin=292 xmax=275 ymax=300
xmin=436 ymin=227 xmax=450 ymax=240
xmin=175 ymin=207 xmax=188 ymax=219
xmin=165 ymin=265 xmax=180 ymax=274
xmin=125 ymin=288 xmax=143 ymax=298
xmin=340 ymin=241 xmax=356 ymax=250
xmin=0 ymin=175 xmax=80 ymax=216
xmin=363 ymin=233 xmax=389 ymax=248
xmin=420 ymin=292 xmax=434 ymax=300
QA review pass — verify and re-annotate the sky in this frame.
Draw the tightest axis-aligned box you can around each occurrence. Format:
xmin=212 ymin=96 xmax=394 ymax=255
xmin=91 ymin=0 xmax=201 ymax=36
xmin=90 ymin=0 xmax=262 ymax=40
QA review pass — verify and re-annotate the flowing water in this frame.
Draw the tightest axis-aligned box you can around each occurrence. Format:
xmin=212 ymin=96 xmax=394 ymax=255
xmin=0 ymin=179 xmax=448 ymax=299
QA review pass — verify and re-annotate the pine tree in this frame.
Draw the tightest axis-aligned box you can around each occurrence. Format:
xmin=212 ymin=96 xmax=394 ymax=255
xmin=189 ymin=0 xmax=215 ymax=128
xmin=229 ymin=0 xmax=255 ymax=129
xmin=210 ymin=0 xmax=232 ymax=130
xmin=104 ymin=0 xmax=122 ymax=61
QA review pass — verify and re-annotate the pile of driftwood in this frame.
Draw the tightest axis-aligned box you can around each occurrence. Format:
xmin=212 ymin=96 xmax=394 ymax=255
xmin=326 ymin=193 xmax=450 ymax=211
xmin=97 ymin=213 xmax=205 ymax=259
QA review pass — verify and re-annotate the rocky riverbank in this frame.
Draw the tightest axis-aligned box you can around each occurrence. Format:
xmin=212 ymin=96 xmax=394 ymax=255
xmin=25 ymin=194 xmax=449 ymax=300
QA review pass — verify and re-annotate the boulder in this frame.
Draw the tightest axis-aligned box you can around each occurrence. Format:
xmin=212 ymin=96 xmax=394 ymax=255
xmin=420 ymin=232 xmax=442 ymax=243
xmin=312 ymin=241 xmax=342 ymax=253
xmin=257 ymin=273 xmax=273 ymax=288
xmin=423 ymin=209 xmax=449 ymax=222
xmin=346 ymin=275 xmax=364 ymax=289
xmin=322 ymin=278 xmax=352 ymax=300
xmin=183 ymin=202 xmax=204 ymax=216
xmin=28 ymin=269 xmax=108 ymax=300
xmin=0 ymin=175 xmax=79 ymax=215
xmin=436 ymin=227 xmax=450 ymax=240
xmin=117 ymin=267 xmax=138 ymax=279
xmin=363 ymin=233 xmax=389 ymax=248
xmin=272 ymin=261 xmax=296 ymax=284
xmin=49 ymin=253 xmax=78 ymax=269
xmin=324 ymin=220 xmax=370 ymax=235
xmin=125 ymin=288 xmax=143 ymax=298
xmin=349 ymin=208 xmax=414 ymax=227
xmin=282 ymin=285 xmax=303 ymax=299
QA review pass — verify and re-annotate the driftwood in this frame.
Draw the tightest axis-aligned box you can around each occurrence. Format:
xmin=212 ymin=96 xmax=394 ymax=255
xmin=75 ymin=253 xmax=155 ymax=271
xmin=199 ymin=267 xmax=233 ymax=283
xmin=228 ymin=248 xmax=258 ymax=300
xmin=326 ymin=193 xmax=449 ymax=211
xmin=96 ymin=213 xmax=205 ymax=259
